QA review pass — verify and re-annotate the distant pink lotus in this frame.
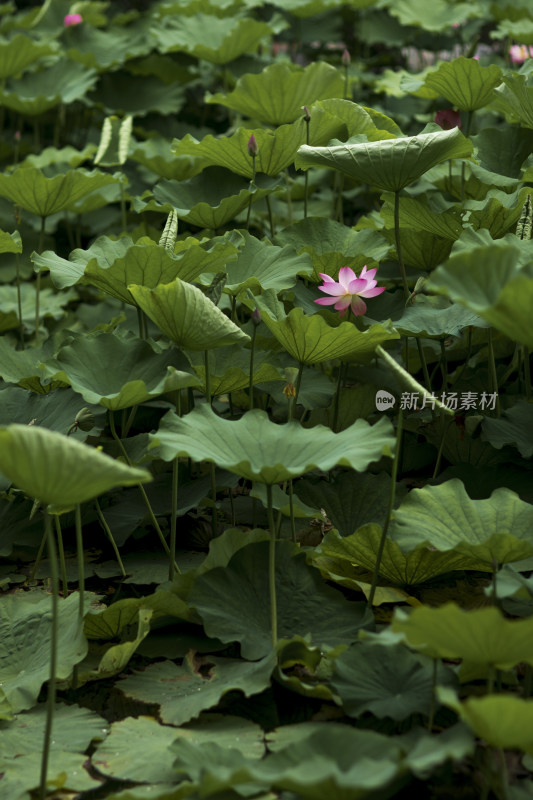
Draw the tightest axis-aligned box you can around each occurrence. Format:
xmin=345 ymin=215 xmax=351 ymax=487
xmin=510 ymin=44 xmax=533 ymax=64
xmin=64 ymin=13 xmax=83 ymax=26
xmin=315 ymin=266 xmax=385 ymax=318
xmin=435 ymin=109 xmax=462 ymax=130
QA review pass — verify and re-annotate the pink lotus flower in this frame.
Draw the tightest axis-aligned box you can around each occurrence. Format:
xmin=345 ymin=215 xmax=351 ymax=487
xmin=510 ymin=44 xmax=533 ymax=64
xmin=64 ymin=13 xmax=83 ymax=26
xmin=435 ymin=109 xmax=462 ymax=130
xmin=315 ymin=266 xmax=385 ymax=318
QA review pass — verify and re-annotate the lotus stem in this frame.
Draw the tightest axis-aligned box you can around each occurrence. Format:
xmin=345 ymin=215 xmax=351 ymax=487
xmin=266 ymin=195 xmax=275 ymax=237
xmin=332 ymin=361 xmax=344 ymax=433
xmin=367 ymin=406 xmax=403 ymax=608
xmin=288 ymin=479 xmax=296 ymax=543
xmin=39 ymin=510 xmax=58 ymax=800
xmin=30 ymin=527 xmax=47 ymax=583
xmin=293 ymin=362 xmax=304 ymax=408
xmin=248 ymin=323 xmax=257 ymax=410
xmin=74 ymin=504 xmax=84 ymax=621
xmin=170 ymin=458 xmax=178 ymax=580
xmin=204 ymin=350 xmax=212 ymax=404
xmin=54 ymin=514 xmax=69 ymax=597
xmin=285 ymin=169 xmax=293 ymax=224
xmin=15 ymin=252 xmax=24 ymax=349
xmin=266 ymin=483 xmax=278 ymax=648
xmin=427 ymin=658 xmax=438 ymax=733
xmin=95 ymin=498 xmax=126 ymax=577
xmin=375 ymin=346 xmax=453 ymax=417
xmin=35 ymin=216 xmax=45 ymax=345
xmin=524 ymin=346 xmax=531 ymax=399
xmin=487 ymin=328 xmax=500 ymax=416
xmin=461 ymin=110 xmax=474 ymax=204
xmin=210 ymin=463 xmax=217 ymax=539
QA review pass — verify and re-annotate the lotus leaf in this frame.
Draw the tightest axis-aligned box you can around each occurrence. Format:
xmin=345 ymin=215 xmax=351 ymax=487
xmin=0 ymin=59 xmax=98 ymax=115
xmin=481 ymin=400 xmax=533 ymax=458
xmin=90 ymin=71 xmax=186 ymax=117
xmin=0 ymin=33 xmax=57 ymax=80
xmin=0 ymin=229 xmax=21 ymax=254
xmin=424 ymin=58 xmax=503 ymax=111
xmin=189 ymin=344 xmax=282 ymax=397
xmin=295 ymin=127 xmax=473 ymax=192
xmin=222 ymin=230 xmax=312 ymax=295
xmin=65 ymin=21 xmax=151 ymax=70
xmin=386 ymin=0 xmax=473 ymax=31
xmin=492 ymin=73 xmax=533 ymax=129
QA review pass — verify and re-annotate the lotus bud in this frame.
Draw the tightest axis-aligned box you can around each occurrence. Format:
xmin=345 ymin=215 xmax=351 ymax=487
xmin=251 ymin=308 xmax=261 ymax=326
xmin=74 ymin=407 xmax=95 ymax=432
xmin=302 ymin=105 xmax=310 ymax=122
xmin=342 ymin=49 xmax=351 ymax=67
xmin=247 ymin=134 xmax=258 ymax=158
xmin=64 ymin=13 xmax=83 ymax=26
xmin=434 ymin=109 xmax=462 ymax=130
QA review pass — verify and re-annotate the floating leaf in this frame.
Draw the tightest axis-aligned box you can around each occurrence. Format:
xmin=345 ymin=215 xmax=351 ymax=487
xmin=0 ymin=424 xmax=151 ymax=507
xmin=190 ymin=540 xmax=373 ymax=659
xmin=129 ymin=278 xmax=249 ymax=350
xmin=208 ymin=61 xmax=345 ymax=126
xmin=150 ymin=404 xmax=395 ymax=484
xmin=0 ymin=702 xmax=107 ymax=757
xmin=424 ymin=58 xmax=503 ymax=112
xmin=295 ymin=127 xmax=473 ymax=191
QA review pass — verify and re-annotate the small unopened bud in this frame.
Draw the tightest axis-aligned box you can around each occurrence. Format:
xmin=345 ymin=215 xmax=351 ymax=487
xmin=302 ymin=105 xmax=310 ymax=122
xmin=14 ymin=131 xmax=20 ymax=142
xmin=247 ymin=134 xmax=258 ymax=158
xmin=74 ymin=407 xmax=95 ymax=432
xmin=251 ymin=308 xmax=261 ymax=326
xmin=342 ymin=49 xmax=351 ymax=67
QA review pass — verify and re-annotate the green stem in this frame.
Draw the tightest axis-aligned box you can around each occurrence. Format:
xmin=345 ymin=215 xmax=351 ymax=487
xmin=30 ymin=527 xmax=47 ymax=583
xmin=266 ymin=484 xmax=278 ymax=648
xmin=35 ymin=216 xmax=45 ymax=345
xmin=293 ymin=361 xmax=304 ymax=407
xmin=120 ymin=178 xmax=127 ymax=233
xmin=367 ymin=407 xmax=403 ymax=608
xmin=204 ymin=350 xmax=211 ymax=404
xmin=248 ymin=324 xmax=257 ymax=410
xmin=122 ymin=405 xmax=138 ymax=438
xmin=39 ymin=510 xmax=58 ymax=800
xmin=304 ymin=115 xmax=310 ymax=219
xmin=394 ymin=191 xmax=409 ymax=300
xmin=246 ymin=154 xmax=256 ymax=230
xmin=432 ymin=414 xmax=453 ymax=480
xmin=170 ymin=457 xmax=178 ymax=580
xmin=54 ymin=515 xmax=68 ymax=598
xmin=439 ymin=339 xmax=448 ymax=389
xmin=525 ymin=346 xmax=532 ymax=399
xmin=375 ymin=346 xmax=453 ymax=417
xmin=266 ymin=195 xmax=275 ymax=238
xmin=461 ymin=111 xmax=474 ymax=204
xmin=108 ymin=411 xmax=180 ymax=573
xmin=95 ymin=498 xmax=126 ymax=577
xmin=427 ymin=658 xmax=438 ymax=733
xmin=332 ymin=361 xmax=344 ymax=433
xmin=75 ymin=504 xmax=84 ymax=621
xmin=210 ymin=462 xmax=217 ymax=539
xmin=285 ymin=169 xmax=293 ymax=224
xmin=288 ymin=479 xmax=296 ymax=543
xmin=487 ymin=328 xmax=500 ymax=416
xmin=15 ymin=253 xmax=24 ymax=349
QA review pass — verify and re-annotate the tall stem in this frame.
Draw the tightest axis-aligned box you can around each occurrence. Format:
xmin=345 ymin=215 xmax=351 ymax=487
xmin=204 ymin=350 xmax=211 ymax=404
xmin=368 ymin=407 xmax=403 ymax=608
xmin=54 ymin=515 xmax=68 ymax=597
xmin=293 ymin=362 xmax=304 ymax=407
xmin=35 ymin=216 xmax=45 ymax=344
xmin=75 ymin=504 xmax=84 ymax=621
xmin=461 ymin=110 xmax=474 ymax=203
xmin=39 ymin=510 xmax=58 ymax=800
xmin=288 ymin=479 xmax=296 ymax=543
xmin=265 ymin=195 xmax=275 ymax=238
xmin=248 ymin=324 xmax=257 ymax=410
xmin=95 ymin=498 xmax=126 ymax=577
xmin=487 ymin=328 xmax=500 ymax=416
xmin=266 ymin=484 xmax=278 ymax=648
xmin=15 ymin=253 xmax=24 ymax=349
xmin=170 ymin=458 xmax=178 ymax=580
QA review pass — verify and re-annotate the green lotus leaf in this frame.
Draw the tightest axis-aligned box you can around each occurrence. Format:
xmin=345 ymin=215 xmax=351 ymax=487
xmin=492 ymin=73 xmax=533 ymax=129
xmin=129 ymin=279 xmax=249 ymax=350
xmin=0 ymin=229 xmax=21 ymax=255
xmin=425 ymin=241 xmax=533 ymax=349
xmin=0 ymin=284 xmax=76 ymax=333
xmin=0 ymin=33 xmax=57 ymax=80
xmin=393 ymin=479 xmax=533 ymax=567
xmin=221 ymin=230 xmax=312 ymax=295
xmin=139 ymin=167 xmax=280 ymax=229
xmin=0 ymin=702 xmax=107 ymax=758
xmin=0 ymin=167 xmax=119 ymax=217
xmin=275 ymin=637 xmax=341 ymax=701
xmin=119 ymin=650 xmax=276 ymax=726
xmin=394 ymin=303 xmax=487 ymax=339
xmin=89 ymin=71 xmax=186 ymax=117
xmin=0 ymin=750 xmax=99 ymax=797
xmin=438 ymin=689 xmax=533 ymax=755
xmin=331 ymin=642 xmax=454 ymax=720
xmin=131 ymin=136 xmax=205 ymax=182
xmin=481 ymin=400 xmax=533 ymax=458
xmin=0 ymin=591 xmax=88 ymax=712
xmin=275 ymin=218 xmax=390 ymax=282
xmin=24 ymin=144 xmax=97 ymax=169
xmin=150 ymin=404 xmax=395 ymax=484
xmin=84 ymin=590 xmax=194 ymax=642
xmin=384 ymin=226 xmax=454 ymax=271
xmin=189 ymin=344 xmax=283 ymax=397
xmin=208 ymin=62 xmax=345 ymax=126
xmin=295 ymin=128 xmax=474 ymax=192
xmin=465 ymin=185 xmax=532 ymax=239
xmin=474 ymin=125 xmax=533 ymax=180
xmin=0 ymin=339 xmax=53 ymax=393
xmin=255 ymin=291 xmax=400 ymax=365
xmin=380 ymin=192 xmax=463 ymax=240
xmin=0 ymin=386 xmax=103 ymax=443
xmin=0 ymin=424 xmax=151 ymax=507
xmin=273 ymin=0 xmax=376 ymax=15
xmin=151 ymin=14 xmax=273 ymax=64
xmin=0 ymin=59 xmax=98 ymax=115
xmin=392 ymin=603 xmax=533 ymax=668
xmin=423 ymin=57 xmax=503 ymax=112
xmin=190 ymin=540 xmax=373 ymax=659
xmin=492 ymin=18 xmax=533 ymax=45
xmin=313 ymin=526 xmax=479 ymax=588
xmin=385 ymin=0 xmax=474 ymax=31
xmin=65 ymin=20 xmax=151 ymax=70
xmin=401 ymin=723 xmax=475 ymax=779
xmin=43 ymin=333 xmax=199 ymax=411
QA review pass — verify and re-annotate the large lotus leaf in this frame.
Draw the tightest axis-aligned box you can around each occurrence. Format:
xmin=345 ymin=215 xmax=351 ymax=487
xmin=425 ymin=244 xmax=533 ymax=349
xmin=438 ymin=689 xmax=533 ymax=755
xmin=0 ymin=60 xmax=98 ymax=115
xmin=150 ymin=404 xmax=394 ymax=484
xmin=255 ymin=291 xmax=400 ymax=365
xmin=423 ymin=58 xmax=502 ymax=112
xmin=0 ymin=386 xmax=104 ymax=443
xmin=380 ymin=192 xmax=463 ymax=240
xmin=475 ymin=125 xmax=533 ymax=180
xmin=465 ymin=187 xmax=532 ymax=240
xmin=0 ymin=33 xmax=57 ymax=80
xmin=0 ymin=591 xmax=88 ymax=712
xmin=385 ymin=0 xmax=473 ymax=31
xmin=295 ymin=128 xmax=473 ymax=192
xmin=0 ymin=702 xmax=107 ymax=758
xmin=189 ymin=344 xmax=283 ymax=397
xmin=0 ymin=424 xmax=151 ymax=507
xmin=313 ymin=526 xmax=481 ymax=588
xmin=129 ymin=279 xmax=249 ymax=350
xmin=190 ymin=540 xmax=372 ymax=659
xmin=317 ymin=97 xmax=402 ymax=139
xmin=43 ymin=333 xmax=199 ymax=411
xmin=208 ymin=62 xmax=345 ymax=126
xmin=393 ymin=479 xmax=533 ymax=567
xmin=0 ymin=167 xmax=119 ymax=217
xmin=0 ymin=284 xmax=75 ymax=333
xmin=119 ymin=650 xmax=276 ymax=726
xmin=493 ymin=18 xmax=533 ymax=45
xmin=151 ymin=14 xmax=273 ymax=64
xmin=392 ymin=603 xmax=533 ymax=668
xmin=130 ymin=136 xmax=204 ymax=182
xmin=275 ymin=218 xmax=390 ymax=282
xmin=222 ymin=230 xmax=312 ymax=295
xmin=492 ymin=73 xmax=533 ymax=130
xmin=89 ymin=72 xmax=186 ymax=117
xmin=0 ymin=751 xmax=99 ymax=798
xmin=65 ymin=20 xmax=151 ymax=70
xmin=401 ymin=723 xmax=475 ymax=780
xmin=331 ymin=642 xmax=453 ymax=720
xmin=84 ymin=590 xmax=194 ymax=641
xmin=481 ymin=400 xmax=533 ymax=458
xmin=394 ymin=303 xmax=487 ymax=339
xmin=383 ymin=226 xmax=453 ymax=271
xmin=275 ymin=636 xmax=340 ymax=701
xmin=0 ymin=339 xmax=53 ymax=393
xmin=0 ymin=229 xmax=22 ymax=255
xmin=270 ymin=0 xmax=376 ymax=15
